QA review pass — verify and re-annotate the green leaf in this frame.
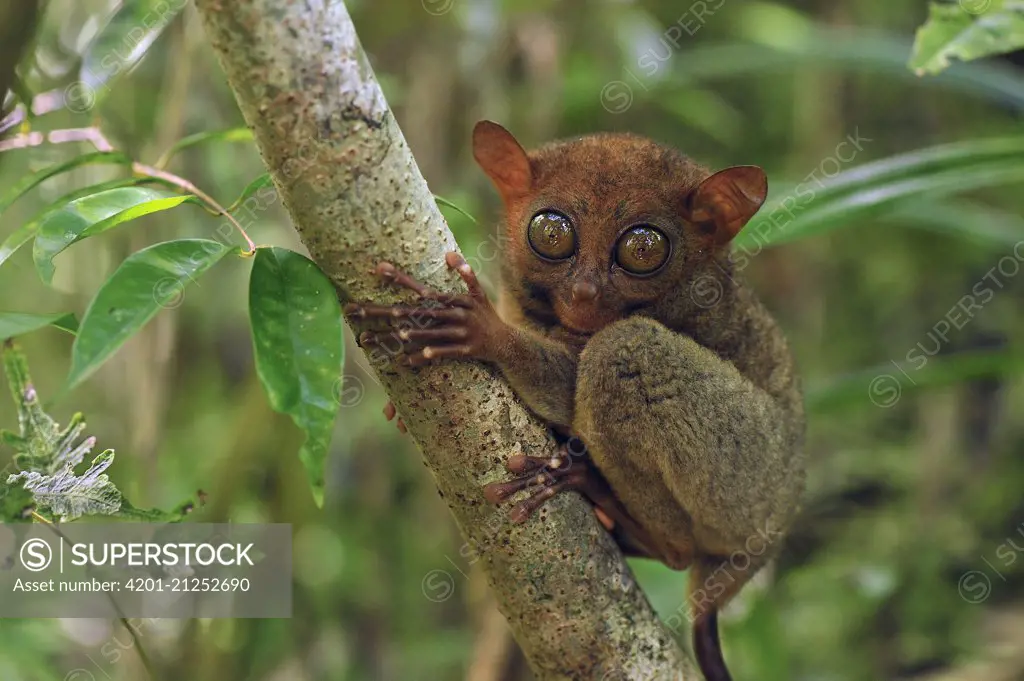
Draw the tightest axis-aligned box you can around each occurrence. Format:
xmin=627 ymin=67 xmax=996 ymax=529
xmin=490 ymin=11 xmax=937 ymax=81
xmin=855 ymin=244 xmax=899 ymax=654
xmin=910 ymin=1 xmax=1024 ymax=76
xmin=227 ymin=173 xmax=274 ymax=213
xmin=0 ymin=312 xmax=77 ymax=341
xmin=78 ymin=0 xmax=188 ymax=108
xmin=67 ymin=239 xmax=231 ymax=389
xmin=764 ymin=162 xmax=1024 ymax=246
xmin=802 ymin=135 xmax=1024 ymax=192
xmin=735 ymin=136 xmax=1024 ymax=249
xmin=0 ymin=178 xmax=153 ymax=270
xmin=434 ymin=195 xmax=478 ymax=225
xmin=33 ymin=186 xmax=196 ymax=284
xmin=50 ymin=314 xmax=79 ymax=335
xmin=0 ymin=223 xmax=36 ymax=270
xmin=888 ymin=199 xmax=1024 ymax=246
xmin=0 ymin=151 xmax=131 ymax=217
xmin=807 ymin=348 xmax=1024 ymax=415
xmin=661 ymin=29 xmax=1024 ymax=109
xmin=248 ymin=247 xmax=344 ymax=506
xmin=157 ymin=127 xmax=255 ymax=168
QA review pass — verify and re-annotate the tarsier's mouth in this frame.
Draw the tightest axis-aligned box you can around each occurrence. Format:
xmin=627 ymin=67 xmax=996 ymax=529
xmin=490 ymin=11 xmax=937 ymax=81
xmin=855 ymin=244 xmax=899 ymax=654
xmin=557 ymin=317 xmax=601 ymax=336
xmin=557 ymin=321 xmax=598 ymax=337
xmin=554 ymin=301 xmax=617 ymax=336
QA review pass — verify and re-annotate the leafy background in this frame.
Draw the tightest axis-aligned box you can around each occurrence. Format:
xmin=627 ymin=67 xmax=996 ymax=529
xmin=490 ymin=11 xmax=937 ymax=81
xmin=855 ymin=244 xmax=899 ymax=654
xmin=1 ymin=0 xmax=1023 ymax=680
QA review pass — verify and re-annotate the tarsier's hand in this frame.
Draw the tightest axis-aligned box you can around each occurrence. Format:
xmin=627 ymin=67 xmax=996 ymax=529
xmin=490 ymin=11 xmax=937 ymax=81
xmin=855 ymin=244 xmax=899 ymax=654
xmin=345 ymin=252 xmax=509 ymax=367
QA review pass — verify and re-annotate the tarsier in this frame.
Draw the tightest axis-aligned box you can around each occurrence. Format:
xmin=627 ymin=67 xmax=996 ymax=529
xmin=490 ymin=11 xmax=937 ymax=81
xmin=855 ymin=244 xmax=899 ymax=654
xmin=346 ymin=121 xmax=806 ymax=681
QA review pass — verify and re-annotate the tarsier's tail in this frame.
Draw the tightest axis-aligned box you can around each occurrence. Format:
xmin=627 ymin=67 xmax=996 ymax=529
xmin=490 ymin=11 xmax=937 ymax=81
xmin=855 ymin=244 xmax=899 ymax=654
xmin=689 ymin=554 xmax=745 ymax=681
xmin=693 ymin=610 xmax=732 ymax=681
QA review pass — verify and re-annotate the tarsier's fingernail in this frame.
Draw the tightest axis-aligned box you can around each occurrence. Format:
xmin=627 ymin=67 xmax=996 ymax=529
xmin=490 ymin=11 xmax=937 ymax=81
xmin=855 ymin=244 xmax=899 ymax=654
xmin=358 ymin=331 xmax=374 ymax=344
xmin=482 ymin=486 xmax=502 ymax=504
xmin=505 ymin=455 xmax=529 ymax=472
xmin=398 ymin=329 xmax=410 ymax=341
xmin=594 ymin=507 xmax=615 ymax=531
xmin=422 ymin=347 xmax=435 ymax=359
xmin=459 ymin=263 xmax=472 ymax=275
xmin=376 ymin=262 xmax=396 ymax=277
xmin=510 ymin=504 xmax=529 ymax=524
xmin=344 ymin=304 xmax=364 ymax=317
xmin=446 ymin=252 xmax=468 ymax=269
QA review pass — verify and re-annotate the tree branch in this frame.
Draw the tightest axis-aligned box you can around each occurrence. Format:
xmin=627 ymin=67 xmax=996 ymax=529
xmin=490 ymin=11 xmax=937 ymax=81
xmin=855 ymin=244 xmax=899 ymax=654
xmin=193 ymin=1 xmax=691 ymax=678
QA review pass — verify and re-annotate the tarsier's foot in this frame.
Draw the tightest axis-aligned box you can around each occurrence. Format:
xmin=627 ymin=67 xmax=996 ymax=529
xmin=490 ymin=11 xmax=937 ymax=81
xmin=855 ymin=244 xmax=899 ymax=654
xmin=483 ymin=449 xmax=593 ymax=524
xmin=484 ymin=443 xmax=662 ymax=557
xmin=482 ymin=444 xmax=622 ymax=531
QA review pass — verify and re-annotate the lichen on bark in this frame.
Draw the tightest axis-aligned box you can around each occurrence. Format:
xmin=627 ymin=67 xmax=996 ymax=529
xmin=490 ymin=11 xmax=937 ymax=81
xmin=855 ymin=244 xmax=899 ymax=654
xmin=194 ymin=1 xmax=692 ymax=678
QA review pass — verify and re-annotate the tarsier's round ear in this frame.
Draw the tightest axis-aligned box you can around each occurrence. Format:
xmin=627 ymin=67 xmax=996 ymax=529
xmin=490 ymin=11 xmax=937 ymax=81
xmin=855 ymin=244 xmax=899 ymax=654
xmin=472 ymin=121 xmax=532 ymax=204
xmin=684 ymin=166 xmax=768 ymax=245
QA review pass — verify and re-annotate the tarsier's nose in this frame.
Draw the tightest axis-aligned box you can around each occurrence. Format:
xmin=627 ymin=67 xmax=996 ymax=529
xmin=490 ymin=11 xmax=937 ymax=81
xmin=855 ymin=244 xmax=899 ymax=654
xmin=571 ymin=281 xmax=598 ymax=303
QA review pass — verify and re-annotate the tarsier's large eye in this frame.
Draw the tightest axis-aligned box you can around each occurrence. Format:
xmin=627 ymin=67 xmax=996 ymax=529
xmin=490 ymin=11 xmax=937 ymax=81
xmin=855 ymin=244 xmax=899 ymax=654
xmin=615 ymin=225 xmax=670 ymax=275
xmin=528 ymin=211 xmax=576 ymax=260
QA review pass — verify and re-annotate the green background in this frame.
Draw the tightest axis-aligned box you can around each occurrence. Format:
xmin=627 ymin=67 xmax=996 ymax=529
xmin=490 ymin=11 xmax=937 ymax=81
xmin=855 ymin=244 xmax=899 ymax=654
xmin=1 ymin=0 xmax=1023 ymax=679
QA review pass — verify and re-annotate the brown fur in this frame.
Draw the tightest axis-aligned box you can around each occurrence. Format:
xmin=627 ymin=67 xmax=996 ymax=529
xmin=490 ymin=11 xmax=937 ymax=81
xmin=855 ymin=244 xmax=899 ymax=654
xmin=473 ymin=122 xmax=805 ymax=680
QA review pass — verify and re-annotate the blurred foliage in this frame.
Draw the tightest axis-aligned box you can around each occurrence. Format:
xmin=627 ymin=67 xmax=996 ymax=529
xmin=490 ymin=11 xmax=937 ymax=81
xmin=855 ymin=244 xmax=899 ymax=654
xmin=0 ymin=0 xmax=1023 ymax=680
xmin=910 ymin=1 xmax=1024 ymax=75
xmin=0 ymin=340 xmax=192 ymax=522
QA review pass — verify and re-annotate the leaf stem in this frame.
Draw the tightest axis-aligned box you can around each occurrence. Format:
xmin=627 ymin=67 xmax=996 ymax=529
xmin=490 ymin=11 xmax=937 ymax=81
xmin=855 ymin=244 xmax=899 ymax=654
xmin=0 ymin=125 xmax=257 ymax=255
xmin=0 ymin=88 xmax=65 ymax=135
xmin=28 ymin=511 xmax=157 ymax=678
xmin=134 ymin=163 xmax=257 ymax=255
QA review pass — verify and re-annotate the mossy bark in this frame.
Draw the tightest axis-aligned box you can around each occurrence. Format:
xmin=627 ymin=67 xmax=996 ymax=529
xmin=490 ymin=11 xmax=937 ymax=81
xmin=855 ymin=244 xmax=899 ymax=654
xmin=194 ymin=1 xmax=691 ymax=678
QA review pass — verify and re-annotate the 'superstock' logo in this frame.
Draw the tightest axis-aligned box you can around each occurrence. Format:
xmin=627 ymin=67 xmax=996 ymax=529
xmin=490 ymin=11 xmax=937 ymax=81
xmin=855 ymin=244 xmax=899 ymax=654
xmin=20 ymin=538 xmax=53 ymax=572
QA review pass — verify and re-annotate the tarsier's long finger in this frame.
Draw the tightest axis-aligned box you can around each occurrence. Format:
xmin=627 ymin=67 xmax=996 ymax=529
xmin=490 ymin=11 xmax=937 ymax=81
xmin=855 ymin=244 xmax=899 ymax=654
xmin=359 ymin=332 xmax=422 ymax=356
xmin=505 ymin=454 xmax=569 ymax=475
xmin=483 ymin=476 xmax=537 ymax=504
xmin=345 ymin=303 xmax=468 ymax=322
xmin=510 ymin=483 xmax=568 ymax=524
xmin=594 ymin=507 xmax=616 ymax=531
xmin=376 ymin=262 xmax=475 ymax=307
xmin=482 ymin=468 xmax=560 ymax=504
xmin=445 ymin=252 xmax=486 ymax=299
xmin=376 ymin=261 xmax=478 ymax=307
xmin=393 ymin=327 xmax=470 ymax=343
xmin=358 ymin=330 xmax=420 ymax=351
xmin=404 ymin=345 xmax=473 ymax=366
xmin=375 ymin=262 xmax=432 ymax=297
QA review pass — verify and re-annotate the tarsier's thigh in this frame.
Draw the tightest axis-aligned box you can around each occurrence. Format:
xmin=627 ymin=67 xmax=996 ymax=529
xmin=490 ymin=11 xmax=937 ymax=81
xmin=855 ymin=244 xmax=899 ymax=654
xmin=573 ymin=317 xmax=793 ymax=561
